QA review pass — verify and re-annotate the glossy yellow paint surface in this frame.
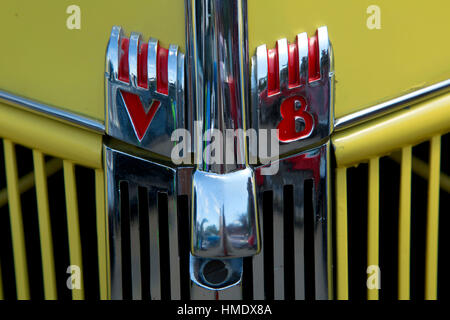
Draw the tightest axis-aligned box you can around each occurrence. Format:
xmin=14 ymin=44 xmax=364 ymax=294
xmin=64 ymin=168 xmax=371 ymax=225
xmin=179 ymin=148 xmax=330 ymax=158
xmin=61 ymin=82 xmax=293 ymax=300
xmin=1 ymin=1 xmax=449 ymax=122
xmin=0 ymin=101 xmax=102 ymax=168
xmin=0 ymin=0 xmax=186 ymax=121
xmin=248 ymin=0 xmax=450 ymax=118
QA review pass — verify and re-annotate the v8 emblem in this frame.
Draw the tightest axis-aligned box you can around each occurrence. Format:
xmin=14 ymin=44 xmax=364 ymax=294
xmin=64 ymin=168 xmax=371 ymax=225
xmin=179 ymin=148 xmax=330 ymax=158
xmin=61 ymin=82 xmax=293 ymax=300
xmin=251 ymin=26 xmax=334 ymax=161
xmin=105 ymin=26 xmax=185 ymax=158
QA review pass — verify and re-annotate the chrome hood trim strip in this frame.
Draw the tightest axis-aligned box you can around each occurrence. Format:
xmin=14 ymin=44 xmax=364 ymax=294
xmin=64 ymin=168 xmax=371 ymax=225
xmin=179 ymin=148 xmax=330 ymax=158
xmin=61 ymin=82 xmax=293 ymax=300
xmin=3 ymin=79 xmax=447 ymax=138
xmin=0 ymin=89 xmax=105 ymax=133
xmin=334 ymin=79 xmax=450 ymax=131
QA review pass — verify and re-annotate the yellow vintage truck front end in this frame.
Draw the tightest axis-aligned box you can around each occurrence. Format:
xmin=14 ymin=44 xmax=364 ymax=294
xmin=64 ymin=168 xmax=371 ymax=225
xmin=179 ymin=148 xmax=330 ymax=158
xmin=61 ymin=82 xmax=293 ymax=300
xmin=0 ymin=0 xmax=448 ymax=301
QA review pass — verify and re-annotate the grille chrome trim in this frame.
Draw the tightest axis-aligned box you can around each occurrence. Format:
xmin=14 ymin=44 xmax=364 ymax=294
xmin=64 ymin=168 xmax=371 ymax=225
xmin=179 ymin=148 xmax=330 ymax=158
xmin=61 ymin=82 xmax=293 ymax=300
xmin=253 ymin=142 xmax=331 ymax=300
xmin=147 ymin=188 xmax=161 ymax=299
xmin=272 ymin=185 xmax=285 ymax=299
xmin=128 ymin=183 xmax=142 ymax=299
xmin=105 ymin=144 xmax=179 ymax=299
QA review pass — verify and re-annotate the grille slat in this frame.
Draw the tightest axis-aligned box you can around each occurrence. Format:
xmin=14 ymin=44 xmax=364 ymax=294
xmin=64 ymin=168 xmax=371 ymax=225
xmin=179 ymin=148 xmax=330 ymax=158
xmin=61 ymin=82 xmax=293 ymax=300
xmin=119 ymin=181 xmax=130 ymax=299
xmin=3 ymin=139 xmax=30 ymax=300
xmin=167 ymin=192 xmax=181 ymax=299
xmin=410 ymin=141 xmax=429 ymax=300
xmin=128 ymin=183 xmax=142 ymax=299
xmin=157 ymin=192 xmax=171 ymax=300
xmin=335 ymin=167 xmax=349 ymax=300
xmin=177 ymin=195 xmax=191 ymax=300
xmin=304 ymin=179 xmax=315 ymax=300
xmin=398 ymin=146 xmax=412 ymax=300
xmin=367 ymin=157 xmax=380 ymax=300
xmin=138 ymin=186 xmax=150 ymax=300
xmin=148 ymin=188 xmax=161 ymax=300
xmin=33 ymin=150 xmax=57 ymax=300
xmin=94 ymin=169 xmax=108 ymax=300
xmin=272 ymin=185 xmax=285 ymax=300
xmin=283 ymin=185 xmax=295 ymax=300
xmin=425 ymin=135 xmax=441 ymax=299
xmin=63 ymin=160 xmax=85 ymax=300
xmin=252 ymin=191 xmax=265 ymax=300
xmin=109 ymin=179 xmax=125 ymax=299
xmin=292 ymin=183 xmax=306 ymax=300
xmin=47 ymin=166 xmax=71 ymax=300
xmin=262 ymin=190 xmax=274 ymax=300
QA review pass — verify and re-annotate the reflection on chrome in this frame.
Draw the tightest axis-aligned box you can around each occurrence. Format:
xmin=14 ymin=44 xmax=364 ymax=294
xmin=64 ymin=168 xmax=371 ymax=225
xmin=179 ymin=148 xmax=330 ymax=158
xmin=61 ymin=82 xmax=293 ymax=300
xmin=186 ymin=0 xmax=261 ymax=264
xmin=190 ymin=255 xmax=243 ymax=290
xmin=192 ymin=167 xmax=260 ymax=258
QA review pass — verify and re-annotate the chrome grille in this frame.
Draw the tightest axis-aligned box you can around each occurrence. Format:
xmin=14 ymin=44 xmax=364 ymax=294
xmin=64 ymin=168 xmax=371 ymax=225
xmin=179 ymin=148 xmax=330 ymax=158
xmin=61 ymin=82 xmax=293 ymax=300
xmin=106 ymin=142 xmax=332 ymax=300
xmin=106 ymin=144 xmax=181 ymax=300
xmin=241 ymin=182 xmax=319 ymax=300
xmin=249 ymin=143 xmax=331 ymax=300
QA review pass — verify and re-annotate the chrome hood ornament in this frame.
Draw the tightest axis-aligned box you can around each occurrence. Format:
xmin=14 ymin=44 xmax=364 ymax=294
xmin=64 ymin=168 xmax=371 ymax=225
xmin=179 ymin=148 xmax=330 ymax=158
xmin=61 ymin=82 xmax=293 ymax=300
xmin=104 ymin=0 xmax=334 ymax=300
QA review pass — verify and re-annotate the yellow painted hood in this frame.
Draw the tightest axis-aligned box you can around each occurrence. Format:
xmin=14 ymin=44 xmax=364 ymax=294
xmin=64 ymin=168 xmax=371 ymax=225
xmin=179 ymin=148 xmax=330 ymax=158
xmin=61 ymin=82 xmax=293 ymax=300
xmin=0 ymin=0 xmax=449 ymax=121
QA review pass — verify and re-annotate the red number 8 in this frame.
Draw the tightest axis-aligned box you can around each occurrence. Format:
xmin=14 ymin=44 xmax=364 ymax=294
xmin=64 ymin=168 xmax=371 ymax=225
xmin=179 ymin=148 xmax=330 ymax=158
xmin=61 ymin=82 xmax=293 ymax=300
xmin=277 ymin=96 xmax=314 ymax=143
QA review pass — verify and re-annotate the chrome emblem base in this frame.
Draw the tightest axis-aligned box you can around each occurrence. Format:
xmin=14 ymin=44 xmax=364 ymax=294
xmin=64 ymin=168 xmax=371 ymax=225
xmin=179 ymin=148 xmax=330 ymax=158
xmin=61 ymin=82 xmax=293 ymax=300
xmin=105 ymin=26 xmax=185 ymax=158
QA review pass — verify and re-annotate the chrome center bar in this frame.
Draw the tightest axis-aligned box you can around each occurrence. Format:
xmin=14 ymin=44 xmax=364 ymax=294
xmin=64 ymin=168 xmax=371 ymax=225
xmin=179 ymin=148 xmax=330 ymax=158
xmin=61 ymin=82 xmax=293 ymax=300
xmin=186 ymin=0 xmax=260 ymax=290
xmin=186 ymin=0 xmax=249 ymax=173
